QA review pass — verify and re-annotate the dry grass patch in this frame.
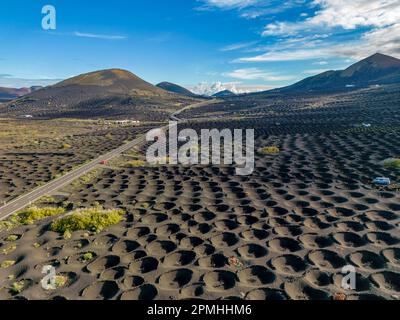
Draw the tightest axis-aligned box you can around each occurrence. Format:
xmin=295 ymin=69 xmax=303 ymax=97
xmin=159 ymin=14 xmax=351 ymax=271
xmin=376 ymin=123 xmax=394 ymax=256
xmin=37 ymin=195 xmax=57 ymax=204
xmin=71 ymin=169 xmax=104 ymax=188
xmin=125 ymin=160 xmax=146 ymax=168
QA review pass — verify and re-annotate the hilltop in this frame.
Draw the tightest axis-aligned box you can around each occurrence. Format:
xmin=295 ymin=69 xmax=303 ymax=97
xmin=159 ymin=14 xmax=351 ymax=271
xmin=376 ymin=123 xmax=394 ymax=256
xmin=276 ymin=53 xmax=400 ymax=93
xmin=156 ymin=82 xmax=198 ymax=98
xmin=1 ymin=69 xmax=198 ymax=120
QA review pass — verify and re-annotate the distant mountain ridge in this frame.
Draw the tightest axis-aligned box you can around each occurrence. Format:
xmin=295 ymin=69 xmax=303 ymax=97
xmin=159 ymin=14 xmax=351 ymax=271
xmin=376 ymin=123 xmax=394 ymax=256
xmin=2 ymin=69 xmax=197 ymax=119
xmin=276 ymin=53 xmax=400 ymax=93
xmin=156 ymin=82 xmax=198 ymax=98
xmin=0 ymin=86 xmax=42 ymax=100
xmin=3 ymin=53 xmax=399 ymax=118
xmin=212 ymin=90 xmax=236 ymax=98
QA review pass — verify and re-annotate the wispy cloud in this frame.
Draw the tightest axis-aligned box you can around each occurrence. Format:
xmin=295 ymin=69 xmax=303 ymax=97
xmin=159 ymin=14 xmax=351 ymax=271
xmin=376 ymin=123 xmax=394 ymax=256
xmin=197 ymin=0 xmax=303 ymax=18
xmin=234 ymin=0 xmax=400 ymax=63
xmin=262 ymin=0 xmax=400 ymax=37
xmin=74 ymin=31 xmax=127 ymax=40
xmin=313 ymin=60 xmax=328 ymax=65
xmin=199 ymin=0 xmax=261 ymax=10
xmin=225 ymin=68 xmax=296 ymax=81
xmin=220 ymin=41 xmax=258 ymax=51
xmin=237 ymin=22 xmax=400 ymax=62
xmin=236 ymin=48 xmax=335 ymax=62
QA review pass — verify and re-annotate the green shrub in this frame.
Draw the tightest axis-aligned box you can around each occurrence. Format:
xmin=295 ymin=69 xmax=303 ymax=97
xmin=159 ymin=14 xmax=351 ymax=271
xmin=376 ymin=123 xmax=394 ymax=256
xmin=61 ymin=143 xmax=71 ymax=150
xmin=2 ymin=244 xmax=17 ymax=255
xmin=11 ymin=281 xmax=25 ymax=294
xmin=5 ymin=235 xmax=19 ymax=242
xmin=51 ymin=207 xmax=125 ymax=234
xmin=11 ymin=207 xmax=66 ymax=225
xmin=259 ymin=146 xmax=280 ymax=154
xmin=140 ymin=202 xmax=151 ymax=209
xmin=54 ymin=275 xmax=68 ymax=288
xmin=62 ymin=201 xmax=74 ymax=210
xmin=0 ymin=260 xmax=16 ymax=268
xmin=92 ymin=201 xmax=102 ymax=209
xmin=63 ymin=230 xmax=72 ymax=240
xmin=384 ymin=158 xmax=400 ymax=169
xmin=81 ymin=252 xmax=94 ymax=262
xmin=0 ymin=221 xmax=14 ymax=232
xmin=0 ymin=207 xmax=66 ymax=233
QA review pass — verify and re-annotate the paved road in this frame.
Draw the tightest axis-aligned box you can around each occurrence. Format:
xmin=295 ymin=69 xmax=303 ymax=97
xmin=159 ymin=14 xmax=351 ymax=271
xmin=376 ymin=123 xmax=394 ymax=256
xmin=170 ymin=99 xmax=219 ymax=122
xmin=0 ymin=99 xmax=216 ymax=220
xmin=0 ymin=135 xmax=147 ymax=220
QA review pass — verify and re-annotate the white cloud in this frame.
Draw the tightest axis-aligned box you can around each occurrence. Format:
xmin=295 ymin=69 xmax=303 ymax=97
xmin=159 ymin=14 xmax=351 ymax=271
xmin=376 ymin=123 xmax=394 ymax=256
xmin=220 ymin=41 xmax=258 ymax=51
xmin=74 ymin=32 xmax=127 ymax=40
xmin=240 ymin=0 xmax=399 ymax=63
xmin=200 ymin=0 xmax=260 ymax=9
xmin=237 ymin=27 xmax=400 ymax=62
xmin=239 ymin=19 xmax=400 ymax=62
xmin=206 ymin=0 xmax=400 ymax=80
xmin=314 ymin=60 xmax=328 ymax=65
xmin=310 ymin=0 xmax=399 ymax=29
xmin=237 ymin=48 xmax=336 ymax=62
xmin=225 ymin=68 xmax=296 ymax=81
xmin=191 ymin=81 xmax=237 ymax=95
xmin=360 ymin=23 xmax=400 ymax=56
xmin=198 ymin=0 xmax=301 ymax=18
xmin=263 ymin=0 xmax=400 ymax=37
xmin=262 ymin=22 xmax=305 ymax=36
xmin=190 ymin=81 xmax=273 ymax=95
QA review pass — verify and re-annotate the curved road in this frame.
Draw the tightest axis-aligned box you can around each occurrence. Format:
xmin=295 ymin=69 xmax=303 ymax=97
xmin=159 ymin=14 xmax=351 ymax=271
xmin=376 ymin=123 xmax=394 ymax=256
xmin=0 ymin=99 xmax=217 ymax=221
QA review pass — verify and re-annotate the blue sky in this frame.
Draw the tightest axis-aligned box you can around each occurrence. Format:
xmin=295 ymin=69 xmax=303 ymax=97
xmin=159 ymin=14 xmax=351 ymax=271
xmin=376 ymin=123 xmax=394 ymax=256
xmin=0 ymin=0 xmax=399 ymax=94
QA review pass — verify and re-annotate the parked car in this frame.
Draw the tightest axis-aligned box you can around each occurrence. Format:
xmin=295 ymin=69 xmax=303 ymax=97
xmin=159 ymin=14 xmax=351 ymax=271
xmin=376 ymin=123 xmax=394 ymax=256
xmin=372 ymin=177 xmax=391 ymax=186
